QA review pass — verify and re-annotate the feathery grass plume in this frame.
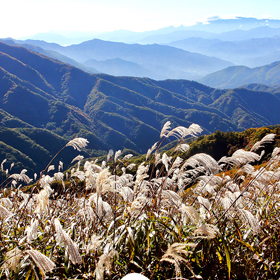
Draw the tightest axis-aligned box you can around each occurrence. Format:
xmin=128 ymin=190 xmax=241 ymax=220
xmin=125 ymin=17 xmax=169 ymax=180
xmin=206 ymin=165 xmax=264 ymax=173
xmin=161 ymin=242 xmax=197 ymax=279
xmin=107 ymin=149 xmax=114 ymax=162
xmin=10 ymin=162 xmax=14 ymax=171
xmin=118 ymin=186 xmax=134 ymax=202
xmin=180 ymin=204 xmax=200 ymax=224
xmin=0 ymin=205 xmax=13 ymax=220
xmin=195 ymin=175 xmax=222 ymax=195
xmin=126 ymin=163 xmax=136 ymax=170
xmin=54 ymin=172 xmax=64 ymax=181
xmin=182 ymin=153 xmax=220 ymax=175
xmin=188 ymin=123 xmax=203 ymax=136
xmin=35 ymin=185 xmax=53 ymax=214
xmin=175 ymin=143 xmax=190 ymax=153
xmin=78 ymin=205 xmax=96 ymax=221
xmin=58 ymin=160 xmax=63 ymax=171
xmin=167 ymin=123 xmax=202 ymax=140
xmin=123 ymin=153 xmax=134 ymax=161
xmin=160 ymin=121 xmax=171 ymax=138
xmin=25 ymin=249 xmax=56 ymax=278
xmin=146 ymin=141 xmax=158 ymax=160
xmin=25 ymin=218 xmax=39 ymax=243
xmin=2 ymin=247 xmax=23 ymax=271
xmin=134 ymin=162 xmax=149 ymax=191
xmin=231 ymin=149 xmax=262 ymax=165
xmin=197 ymin=196 xmax=211 ymax=220
xmin=193 ymin=224 xmax=219 ymax=239
xmin=9 ymin=169 xmax=32 ymax=184
xmin=47 ymin=165 xmax=55 ymax=173
xmin=0 ymin=197 xmax=13 ymax=209
xmin=86 ymin=234 xmax=103 ymax=254
xmin=54 ymin=218 xmax=82 ymax=264
xmin=162 ymin=153 xmax=171 ymax=171
xmin=71 ymin=154 xmax=84 ymax=164
xmin=94 ymin=244 xmax=118 ymax=280
xmin=66 ymin=137 xmax=89 ymax=151
xmin=88 ymin=193 xmax=113 ymax=219
xmin=250 ymin=133 xmax=276 ymax=152
xmin=71 ymin=170 xmax=86 ymax=181
xmin=114 ymin=149 xmax=122 ymax=162
xmin=39 ymin=175 xmax=54 ymax=188
xmin=238 ymin=209 xmax=260 ymax=233
xmin=161 ymin=190 xmax=182 ymax=208
xmin=96 ymin=168 xmax=113 ymax=195
xmin=1 ymin=159 xmax=6 ymax=171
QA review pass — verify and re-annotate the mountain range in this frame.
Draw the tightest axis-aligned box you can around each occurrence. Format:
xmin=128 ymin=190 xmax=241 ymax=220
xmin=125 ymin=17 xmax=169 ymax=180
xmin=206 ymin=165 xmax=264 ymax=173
xmin=1 ymin=41 xmax=280 ymax=175
xmin=3 ymin=38 xmax=232 ymax=80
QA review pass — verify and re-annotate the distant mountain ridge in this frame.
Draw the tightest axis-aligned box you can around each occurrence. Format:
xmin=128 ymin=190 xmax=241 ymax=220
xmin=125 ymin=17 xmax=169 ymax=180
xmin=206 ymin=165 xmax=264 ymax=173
xmin=1 ymin=42 xmax=280 ymax=174
xmin=199 ymin=61 xmax=280 ymax=88
xmin=9 ymin=38 xmax=233 ymax=80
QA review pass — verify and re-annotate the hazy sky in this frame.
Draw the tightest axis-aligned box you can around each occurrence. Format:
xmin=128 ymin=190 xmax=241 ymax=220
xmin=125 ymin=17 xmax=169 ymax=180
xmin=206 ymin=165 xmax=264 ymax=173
xmin=1 ymin=0 xmax=279 ymax=38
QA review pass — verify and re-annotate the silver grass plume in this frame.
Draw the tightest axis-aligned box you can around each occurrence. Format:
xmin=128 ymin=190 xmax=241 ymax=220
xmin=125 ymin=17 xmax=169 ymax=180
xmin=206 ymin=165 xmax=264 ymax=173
xmin=66 ymin=137 xmax=89 ymax=151
xmin=193 ymin=224 xmax=219 ymax=239
xmin=123 ymin=153 xmax=134 ymax=160
xmin=54 ymin=218 xmax=82 ymax=264
xmin=86 ymin=234 xmax=103 ymax=254
xmin=162 ymin=153 xmax=171 ymax=171
xmin=160 ymin=121 xmax=171 ymax=138
xmin=238 ymin=209 xmax=260 ymax=233
xmin=54 ymin=172 xmax=64 ymax=181
xmin=107 ymin=149 xmax=114 ymax=162
xmin=182 ymin=153 xmax=220 ymax=175
xmin=250 ymin=133 xmax=276 ymax=152
xmin=114 ymin=149 xmax=122 ymax=162
xmin=71 ymin=170 xmax=86 ymax=181
xmin=175 ymin=143 xmax=190 ymax=153
xmin=0 ymin=205 xmax=13 ymax=220
xmin=146 ymin=141 xmax=158 ymax=160
xmin=10 ymin=162 xmax=14 ymax=171
xmin=161 ymin=242 xmax=197 ymax=279
xmin=25 ymin=249 xmax=56 ymax=278
xmin=58 ymin=160 xmax=63 ymax=171
xmin=9 ymin=169 xmax=32 ymax=184
xmin=1 ymin=159 xmax=6 ymax=171
xmin=161 ymin=190 xmax=182 ymax=208
xmin=180 ymin=204 xmax=200 ymax=224
xmin=96 ymin=168 xmax=113 ymax=195
xmin=94 ymin=244 xmax=118 ymax=280
xmin=2 ymin=247 xmax=23 ymax=271
xmin=0 ymin=197 xmax=13 ymax=209
xmin=71 ymin=155 xmax=84 ymax=164
xmin=231 ymin=149 xmax=262 ymax=165
xmin=25 ymin=219 xmax=39 ymax=243
xmin=47 ymin=165 xmax=55 ymax=173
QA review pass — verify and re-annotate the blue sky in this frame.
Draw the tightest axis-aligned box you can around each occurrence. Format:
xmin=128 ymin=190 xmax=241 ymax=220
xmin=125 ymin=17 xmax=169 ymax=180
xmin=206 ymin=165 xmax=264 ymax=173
xmin=1 ymin=0 xmax=279 ymax=38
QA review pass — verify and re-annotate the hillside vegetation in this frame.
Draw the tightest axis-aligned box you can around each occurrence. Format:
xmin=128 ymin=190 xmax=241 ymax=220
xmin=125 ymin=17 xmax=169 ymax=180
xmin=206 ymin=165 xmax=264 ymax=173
xmin=0 ymin=122 xmax=280 ymax=279
xmin=2 ymin=42 xmax=280 ymax=174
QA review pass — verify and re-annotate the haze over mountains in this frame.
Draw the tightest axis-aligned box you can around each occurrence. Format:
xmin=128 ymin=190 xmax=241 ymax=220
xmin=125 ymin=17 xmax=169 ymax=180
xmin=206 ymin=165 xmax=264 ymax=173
xmin=1 ymin=17 xmax=280 ymax=174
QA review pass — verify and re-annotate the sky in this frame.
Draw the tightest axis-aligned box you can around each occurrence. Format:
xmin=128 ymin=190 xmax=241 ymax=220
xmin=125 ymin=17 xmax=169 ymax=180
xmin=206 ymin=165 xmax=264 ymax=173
xmin=1 ymin=0 xmax=280 ymax=39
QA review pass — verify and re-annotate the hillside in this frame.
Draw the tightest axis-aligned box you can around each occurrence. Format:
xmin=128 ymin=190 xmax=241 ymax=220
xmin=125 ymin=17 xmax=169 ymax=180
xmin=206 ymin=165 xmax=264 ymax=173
xmin=1 ymin=42 xmax=280 ymax=174
xmin=199 ymin=61 xmax=280 ymax=88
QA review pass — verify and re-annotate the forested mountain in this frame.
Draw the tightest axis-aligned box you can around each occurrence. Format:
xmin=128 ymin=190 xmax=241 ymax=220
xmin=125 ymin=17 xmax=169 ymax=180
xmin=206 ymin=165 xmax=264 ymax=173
xmin=199 ymin=61 xmax=280 ymax=88
xmin=1 ymin=41 xmax=280 ymax=174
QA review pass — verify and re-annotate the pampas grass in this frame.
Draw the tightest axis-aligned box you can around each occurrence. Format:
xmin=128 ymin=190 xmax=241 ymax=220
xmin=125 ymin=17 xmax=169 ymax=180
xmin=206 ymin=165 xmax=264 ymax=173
xmin=0 ymin=123 xmax=280 ymax=279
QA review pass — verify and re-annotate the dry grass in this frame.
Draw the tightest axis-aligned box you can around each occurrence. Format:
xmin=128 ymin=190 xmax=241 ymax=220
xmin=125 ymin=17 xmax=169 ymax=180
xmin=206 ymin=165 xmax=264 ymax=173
xmin=0 ymin=123 xmax=280 ymax=279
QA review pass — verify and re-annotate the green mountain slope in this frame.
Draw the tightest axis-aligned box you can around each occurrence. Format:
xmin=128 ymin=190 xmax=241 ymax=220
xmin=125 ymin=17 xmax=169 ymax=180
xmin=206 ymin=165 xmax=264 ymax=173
xmin=199 ymin=61 xmax=280 ymax=89
xmin=1 ymin=41 xmax=280 ymax=174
